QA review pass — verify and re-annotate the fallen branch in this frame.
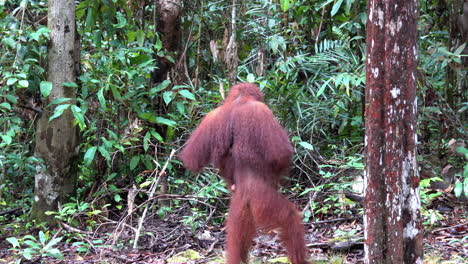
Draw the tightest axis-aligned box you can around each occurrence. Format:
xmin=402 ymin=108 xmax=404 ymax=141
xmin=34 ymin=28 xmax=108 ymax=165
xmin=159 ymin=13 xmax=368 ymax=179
xmin=432 ymin=222 xmax=468 ymax=233
xmin=0 ymin=208 xmax=21 ymax=216
xmin=61 ymin=222 xmax=93 ymax=235
xmin=307 ymin=216 xmax=361 ymax=225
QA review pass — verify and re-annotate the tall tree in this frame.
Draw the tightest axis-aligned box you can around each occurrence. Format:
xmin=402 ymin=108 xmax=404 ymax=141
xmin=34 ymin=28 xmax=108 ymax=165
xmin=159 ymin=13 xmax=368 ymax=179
xmin=153 ymin=0 xmax=182 ymax=84
xmin=364 ymin=0 xmax=423 ymax=263
xmin=32 ymin=0 xmax=80 ymax=223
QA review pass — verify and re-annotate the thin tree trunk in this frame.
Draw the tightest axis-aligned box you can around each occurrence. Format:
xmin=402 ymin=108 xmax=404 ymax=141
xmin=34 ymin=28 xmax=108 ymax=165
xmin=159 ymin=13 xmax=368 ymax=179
xmin=32 ymin=0 xmax=80 ymax=223
xmin=194 ymin=0 xmax=204 ymax=90
xmin=365 ymin=0 xmax=423 ymax=263
xmin=225 ymin=0 xmax=238 ymax=86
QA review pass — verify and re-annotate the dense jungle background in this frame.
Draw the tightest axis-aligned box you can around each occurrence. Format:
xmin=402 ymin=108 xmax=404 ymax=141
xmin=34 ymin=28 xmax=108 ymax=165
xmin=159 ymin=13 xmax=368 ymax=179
xmin=0 ymin=0 xmax=467 ymax=263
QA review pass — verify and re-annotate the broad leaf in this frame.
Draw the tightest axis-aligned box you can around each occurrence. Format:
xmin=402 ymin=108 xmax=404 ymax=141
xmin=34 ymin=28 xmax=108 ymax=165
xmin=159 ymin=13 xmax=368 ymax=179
xmin=40 ymin=81 xmax=53 ymax=97
xmin=84 ymin=147 xmax=97 ymax=166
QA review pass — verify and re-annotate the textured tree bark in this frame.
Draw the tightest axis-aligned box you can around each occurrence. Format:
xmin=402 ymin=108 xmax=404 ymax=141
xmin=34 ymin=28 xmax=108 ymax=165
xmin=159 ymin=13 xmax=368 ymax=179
xmin=32 ymin=0 xmax=79 ymax=223
xmin=152 ymin=0 xmax=182 ymax=83
xmin=225 ymin=0 xmax=238 ymax=86
xmin=156 ymin=0 xmax=181 ymax=52
xmin=365 ymin=0 xmax=423 ymax=263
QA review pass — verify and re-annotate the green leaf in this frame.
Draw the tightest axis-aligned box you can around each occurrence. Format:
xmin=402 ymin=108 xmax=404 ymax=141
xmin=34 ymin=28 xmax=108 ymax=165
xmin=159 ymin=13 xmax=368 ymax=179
xmin=107 ymin=129 xmax=119 ymax=140
xmin=455 ymin=146 xmax=468 ymax=159
xmin=63 ymin=82 xmax=78 ymax=88
xmin=154 ymin=34 xmax=163 ymax=50
xmin=163 ymin=91 xmax=174 ymax=105
xmin=23 ymin=249 xmax=34 ymax=260
xmin=299 ymin=142 xmax=314 ymax=150
xmin=139 ymin=112 xmax=158 ymax=123
xmin=24 ymin=240 xmax=40 ymax=248
xmin=291 ymin=136 xmax=301 ymax=142
xmin=50 ymin=104 xmax=71 ymax=121
xmin=127 ymin=31 xmax=137 ymax=42
xmin=150 ymin=80 xmax=171 ymax=94
xmin=454 ymin=43 xmax=466 ymax=55
xmin=5 ymin=95 xmax=18 ymax=104
xmin=269 ymin=36 xmax=286 ymax=54
xmin=156 ymin=117 xmax=177 ymax=127
xmin=464 ymin=177 xmax=468 ymax=197
xmin=1 ymin=135 xmax=13 ymax=145
xmin=0 ymin=102 xmax=11 ymax=110
xmin=39 ymin=231 xmax=46 ymax=244
xmin=114 ymin=194 xmax=122 ymax=202
xmin=49 ymin=110 xmax=65 ymax=120
xmin=140 ymin=181 xmax=152 ymax=188
xmin=98 ymin=147 xmax=111 ymax=161
xmin=178 ymin=89 xmax=196 ymax=100
xmin=18 ymin=80 xmax=29 ymax=88
xmin=30 ymin=27 xmax=50 ymax=41
xmin=76 ymin=246 xmax=89 ymax=253
xmin=2 ymin=37 xmax=17 ymax=48
xmin=49 ymin=97 xmax=72 ymax=105
xmin=114 ymin=12 xmax=127 ymax=28
xmin=143 ymin=132 xmax=151 ymax=152
xmin=40 ymin=81 xmax=53 ymax=97
xmin=71 ymin=105 xmax=86 ymax=130
xmin=331 ymin=0 xmax=344 ymax=17
xmin=136 ymin=29 xmax=145 ymax=46
xmin=6 ymin=78 xmax=18 ymax=86
xmin=109 ymin=85 xmax=121 ymax=100
xmin=6 ymin=237 xmax=19 ymax=248
xmin=269 ymin=256 xmax=290 ymax=263
xmin=130 ymin=156 xmax=140 ymax=170
xmin=85 ymin=7 xmax=96 ymax=31
xmin=84 ymin=147 xmax=97 ymax=166
xmin=176 ymin=101 xmax=185 ymax=115
xmin=280 ymin=0 xmax=290 ymax=12
xmin=151 ymin=131 xmax=163 ymax=142
xmin=97 ymin=88 xmax=106 ymax=108
xmin=23 ymin=235 xmax=37 ymax=241
xmin=454 ymin=182 xmax=463 ymax=198
xmin=93 ymin=30 xmax=102 ymax=48
xmin=316 ymin=79 xmax=331 ymax=97
xmin=246 ymin=73 xmax=256 ymax=83
xmin=45 ymin=237 xmax=62 ymax=249
xmin=143 ymin=154 xmax=154 ymax=170
xmin=270 ymin=37 xmax=279 ymax=54
xmin=45 ymin=248 xmax=64 ymax=260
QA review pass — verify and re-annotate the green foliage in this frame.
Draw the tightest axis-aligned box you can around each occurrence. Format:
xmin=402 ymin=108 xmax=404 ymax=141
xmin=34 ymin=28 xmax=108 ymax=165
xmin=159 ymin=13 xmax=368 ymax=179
xmin=46 ymin=200 xmax=104 ymax=228
xmin=7 ymin=231 xmax=64 ymax=262
xmin=302 ymin=156 xmax=364 ymax=221
xmin=0 ymin=0 xmax=49 ymax=200
xmin=453 ymin=146 xmax=468 ymax=198
xmin=72 ymin=239 xmax=105 ymax=254
xmin=0 ymin=2 xmax=466 ymax=259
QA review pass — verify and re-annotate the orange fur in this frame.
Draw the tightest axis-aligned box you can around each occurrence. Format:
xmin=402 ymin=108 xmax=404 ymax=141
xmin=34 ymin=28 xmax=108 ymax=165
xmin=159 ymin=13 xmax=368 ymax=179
xmin=179 ymin=83 xmax=309 ymax=264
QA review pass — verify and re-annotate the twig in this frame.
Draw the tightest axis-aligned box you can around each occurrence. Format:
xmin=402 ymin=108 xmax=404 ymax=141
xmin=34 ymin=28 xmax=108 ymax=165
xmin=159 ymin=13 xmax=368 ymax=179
xmin=315 ymin=6 xmax=326 ymax=44
xmin=133 ymin=149 xmax=176 ymax=249
xmin=0 ymin=208 xmax=21 ymax=216
xmin=205 ymin=238 xmax=220 ymax=254
xmin=307 ymin=216 xmax=361 ymax=225
xmin=61 ymin=222 xmax=93 ymax=235
xmin=432 ymin=223 xmax=468 ymax=233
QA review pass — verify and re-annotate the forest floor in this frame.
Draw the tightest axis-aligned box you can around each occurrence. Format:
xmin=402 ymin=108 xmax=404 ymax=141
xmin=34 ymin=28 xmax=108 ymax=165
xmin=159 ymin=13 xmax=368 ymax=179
xmin=0 ymin=193 xmax=466 ymax=264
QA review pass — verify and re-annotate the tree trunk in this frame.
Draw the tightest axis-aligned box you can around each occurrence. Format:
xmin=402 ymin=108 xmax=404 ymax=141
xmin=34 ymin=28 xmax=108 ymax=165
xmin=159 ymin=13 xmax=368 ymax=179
xmin=364 ymin=0 xmax=423 ymax=263
xmin=225 ymin=0 xmax=238 ymax=86
xmin=32 ymin=0 xmax=80 ymax=223
xmin=152 ymin=0 xmax=182 ymax=84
